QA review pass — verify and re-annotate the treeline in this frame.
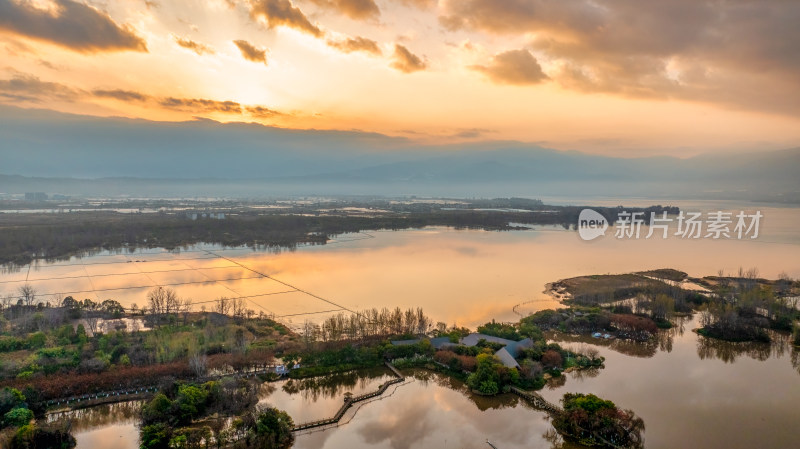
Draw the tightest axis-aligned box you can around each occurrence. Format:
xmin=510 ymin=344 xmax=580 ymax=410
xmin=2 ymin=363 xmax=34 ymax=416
xmin=699 ymin=282 xmax=799 ymax=342
xmin=522 ymin=308 xmax=661 ymax=341
xmin=302 ymin=307 xmax=431 ymax=343
xmin=558 ymin=274 xmax=697 ymax=309
xmin=1 ymin=362 xmax=193 ymax=400
xmin=0 ymin=204 xmax=679 ymax=266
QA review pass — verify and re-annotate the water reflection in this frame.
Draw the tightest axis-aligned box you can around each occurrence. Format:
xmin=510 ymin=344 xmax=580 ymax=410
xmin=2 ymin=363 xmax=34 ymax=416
xmin=696 ymin=328 xmax=793 ymax=364
xmin=48 ymin=401 xmax=142 ymax=432
xmin=48 ymin=401 xmax=142 ymax=449
xmin=3 ymin=205 xmax=798 ymax=330
xmin=540 ymin=315 xmax=800 ymax=449
xmin=259 ymin=368 xmax=398 ymax=423
xmin=58 ymin=318 xmax=800 ymax=449
xmin=291 ymin=370 xmax=560 ymax=449
xmin=280 ymin=368 xmax=396 ymax=402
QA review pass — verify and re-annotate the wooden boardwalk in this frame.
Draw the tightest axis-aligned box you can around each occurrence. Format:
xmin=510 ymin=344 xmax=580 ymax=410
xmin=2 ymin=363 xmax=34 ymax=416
xmin=292 ymin=362 xmax=405 ymax=432
xmin=510 ymin=386 xmax=563 ymax=416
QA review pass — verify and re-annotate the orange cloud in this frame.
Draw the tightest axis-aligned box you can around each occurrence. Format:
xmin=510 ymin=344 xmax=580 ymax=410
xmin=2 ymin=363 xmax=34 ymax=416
xmin=174 ymin=36 xmax=214 ymax=55
xmin=308 ymin=0 xmax=380 ymax=20
xmin=471 ymin=49 xmax=549 ymax=85
xmin=233 ymin=39 xmax=268 ymax=65
xmin=249 ymin=0 xmax=323 ymax=38
xmin=390 ymin=44 xmax=426 ymax=73
xmin=327 ymin=36 xmax=381 ymax=55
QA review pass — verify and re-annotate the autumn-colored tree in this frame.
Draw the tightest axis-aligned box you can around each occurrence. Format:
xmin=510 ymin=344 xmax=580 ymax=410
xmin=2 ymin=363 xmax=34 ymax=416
xmin=541 ymin=350 xmax=563 ymax=369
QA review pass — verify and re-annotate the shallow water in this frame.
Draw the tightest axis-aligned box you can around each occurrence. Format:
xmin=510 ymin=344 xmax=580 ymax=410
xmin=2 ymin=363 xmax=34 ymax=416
xmin=2 ymin=206 xmax=798 ymax=330
xmin=13 ymin=204 xmax=800 ymax=448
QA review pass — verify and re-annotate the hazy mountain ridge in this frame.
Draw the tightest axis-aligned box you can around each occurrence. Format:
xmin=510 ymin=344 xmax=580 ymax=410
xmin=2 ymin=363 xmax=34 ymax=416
xmin=0 ymin=105 xmax=797 ymax=202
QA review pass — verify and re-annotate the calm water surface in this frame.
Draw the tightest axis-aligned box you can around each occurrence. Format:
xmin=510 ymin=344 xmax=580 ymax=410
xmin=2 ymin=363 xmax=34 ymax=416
xmin=3 ymin=206 xmax=798 ymax=329
xmin=17 ymin=204 xmax=800 ymax=448
xmin=64 ymin=319 xmax=800 ymax=449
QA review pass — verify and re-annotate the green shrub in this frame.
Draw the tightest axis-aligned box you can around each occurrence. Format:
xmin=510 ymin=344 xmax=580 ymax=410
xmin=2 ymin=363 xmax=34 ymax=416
xmin=3 ymin=408 xmax=33 ymax=427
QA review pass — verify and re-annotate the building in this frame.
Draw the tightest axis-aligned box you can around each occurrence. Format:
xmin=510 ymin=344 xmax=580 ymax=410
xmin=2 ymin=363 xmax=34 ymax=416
xmin=391 ymin=333 xmax=534 ymax=369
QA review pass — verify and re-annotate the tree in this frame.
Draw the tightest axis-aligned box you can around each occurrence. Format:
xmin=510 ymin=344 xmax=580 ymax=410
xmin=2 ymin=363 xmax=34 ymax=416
xmin=215 ymin=297 xmax=231 ymax=316
xmin=231 ymin=298 xmax=246 ymax=320
xmin=10 ymin=422 xmax=75 ymax=449
xmin=189 ymin=353 xmax=208 ymax=377
xmin=477 ymin=320 xmax=521 ymax=340
xmin=175 ymin=384 xmax=209 ymax=423
xmin=84 ymin=314 xmax=101 ymax=336
xmin=142 ymin=393 xmax=174 ymax=425
xmin=100 ymin=299 xmax=125 ymax=318
xmin=251 ymin=406 xmax=294 ymax=448
xmin=147 ymin=287 xmax=180 ymax=322
xmin=18 ymin=285 xmax=36 ymax=308
xmin=541 ymin=350 xmax=563 ymax=369
xmin=140 ymin=422 xmax=172 ymax=449
xmin=553 ymin=393 xmax=645 ymax=448
xmin=3 ymin=407 xmax=33 ymax=427
xmin=466 ymin=353 xmax=503 ymax=395
xmin=0 ymin=388 xmax=26 ymax=418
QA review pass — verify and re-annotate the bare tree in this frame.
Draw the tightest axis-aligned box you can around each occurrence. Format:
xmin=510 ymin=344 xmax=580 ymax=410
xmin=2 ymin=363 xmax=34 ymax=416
xmin=147 ymin=287 xmax=166 ymax=316
xmin=301 ymin=320 xmax=318 ymax=349
xmin=215 ymin=297 xmax=231 ymax=315
xmin=180 ymin=297 xmax=193 ymax=324
xmin=147 ymin=286 xmax=180 ymax=322
xmin=231 ymin=297 xmax=246 ymax=319
xmin=85 ymin=314 xmax=101 ymax=336
xmin=18 ymin=284 xmax=36 ymax=307
xmin=189 ymin=352 xmax=209 ymax=377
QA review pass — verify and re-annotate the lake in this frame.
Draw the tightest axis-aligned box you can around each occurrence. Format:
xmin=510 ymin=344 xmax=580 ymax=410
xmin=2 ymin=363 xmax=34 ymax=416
xmin=2 ymin=204 xmax=798 ymax=330
xmin=13 ymin=203 xmax=800 ymax=448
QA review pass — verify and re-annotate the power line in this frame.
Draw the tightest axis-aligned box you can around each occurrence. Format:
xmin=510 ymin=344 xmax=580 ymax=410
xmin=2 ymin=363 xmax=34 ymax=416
xmin=204 ymin=249 xmax=359 ymax=316
xmin=0 ymin=265 xmax=242 ymax=285
xmin=4 ymin=275 xmax=266 ymax=297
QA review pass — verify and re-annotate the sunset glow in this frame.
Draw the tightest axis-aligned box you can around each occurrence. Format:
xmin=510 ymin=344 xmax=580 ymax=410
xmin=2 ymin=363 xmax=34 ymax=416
xmin=2 ymin=0 xmax=799 ymax=155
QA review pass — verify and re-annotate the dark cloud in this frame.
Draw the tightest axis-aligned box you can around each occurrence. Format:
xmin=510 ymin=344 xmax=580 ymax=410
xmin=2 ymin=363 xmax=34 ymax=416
xmin=471 ymin=49 xmax=548 ymax=85
xmin=249 ymin=0 xmax=324 ymax=38
xmin=174 ymin=36 xmax=214 ymax=55
xmin=439 ymin=0 xmax=800 ymax=114
xmin=233 ymin=40 xmax=268 ymax=65
xmin=246 ymin=106 xmax=283 ymax=117
xmin=390 ymin=44 xmax=426 ymax=73
xmin=327 ymin=36 xmax=381 ymax=55
xmin=0 ymin=0 xmax=147 ymax=53
xmin=0 ymin=73 xmax=288 ymax=117
xmin=160 ymin=97 xmax=243 ymax=114
xmin=0 ymin=73 xmax=82 ymax=102
xmin=307 ymin=0 xmax=380 ymax=20
xmin=92 ymin=89 xmax=150 ymax=102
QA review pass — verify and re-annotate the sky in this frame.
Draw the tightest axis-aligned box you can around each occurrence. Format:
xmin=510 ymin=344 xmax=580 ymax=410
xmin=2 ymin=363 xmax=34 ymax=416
xmin=1 ymin=0 xmax=799 ymax=157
